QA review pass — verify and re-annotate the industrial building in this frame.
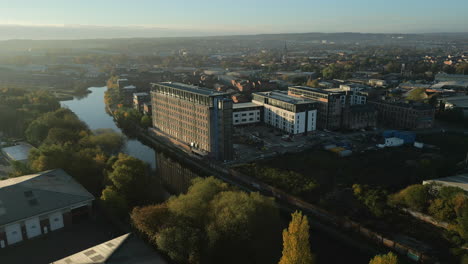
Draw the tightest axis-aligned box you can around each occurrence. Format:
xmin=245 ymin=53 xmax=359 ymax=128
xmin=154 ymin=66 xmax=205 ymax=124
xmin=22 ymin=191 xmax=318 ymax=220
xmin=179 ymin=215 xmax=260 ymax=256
xmin=232 ymin=102 xmax=263 ymax=126
xmin=151 ymin=82 xmax=233 ymax=161
xmin=252 ymin=91 xmax=317 ymax=135
xmin=0 ymin=169 xmax=94 ymax=248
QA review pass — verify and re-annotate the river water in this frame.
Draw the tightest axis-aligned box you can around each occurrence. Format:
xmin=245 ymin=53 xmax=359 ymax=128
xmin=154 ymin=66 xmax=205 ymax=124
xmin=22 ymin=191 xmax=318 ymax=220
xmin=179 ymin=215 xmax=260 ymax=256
xmin=61 ymin=87 xmax=157 ymax=168
xmin=61 ymin=87 xmax=374 ymax=264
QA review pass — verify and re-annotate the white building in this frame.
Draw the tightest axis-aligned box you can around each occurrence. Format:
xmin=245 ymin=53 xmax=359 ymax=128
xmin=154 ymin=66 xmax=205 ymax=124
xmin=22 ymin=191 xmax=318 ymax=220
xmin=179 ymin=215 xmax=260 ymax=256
xmin=252 ymin=91 xmax=317 ymax=135
xmin=232 ymin=102 xmax=262 ymax=126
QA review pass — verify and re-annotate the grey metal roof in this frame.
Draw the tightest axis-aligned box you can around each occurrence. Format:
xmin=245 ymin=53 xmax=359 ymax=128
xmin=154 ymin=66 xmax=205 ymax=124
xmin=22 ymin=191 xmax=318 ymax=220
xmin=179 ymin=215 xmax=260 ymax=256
xmin=1 ymin=143 xmax=36 ymax=162
xmin=0 ymin=169 xmax=95 ymax=227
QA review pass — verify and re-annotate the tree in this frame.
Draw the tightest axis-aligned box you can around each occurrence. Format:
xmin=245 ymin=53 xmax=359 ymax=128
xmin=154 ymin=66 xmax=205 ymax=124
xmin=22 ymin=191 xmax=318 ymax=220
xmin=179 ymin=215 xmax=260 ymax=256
xmin=369 ymin=252 xmax=399 ymax=264
xmin=140 ymin=115 xmax=152 ymax=128
xmin=207 ymin=191 xmax=282 ymax=264
xmin=100 ymin=186 xmax=128 ymax=217
xmin=107 ymin=153 xmax=151 ymax=207
xmin=389 ymin=184 xmax=429 ymax=212
xmin=85 ymin=129 xmax=125 ymax=155
xmin=353 ymin=184 xmax=389 ymax=218
xmin=279 ymin=211 xmax=314 ymax=264
xmin=131 ymin=177 xmax=282 ymax=264
xmin=306 ymin=79 xmax=319 ymax=88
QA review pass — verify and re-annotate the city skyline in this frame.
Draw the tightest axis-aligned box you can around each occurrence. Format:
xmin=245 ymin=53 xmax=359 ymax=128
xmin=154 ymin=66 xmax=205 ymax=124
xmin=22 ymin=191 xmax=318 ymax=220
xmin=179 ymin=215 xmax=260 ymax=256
xmin=0 ymin=0 xmax=467 ymax=40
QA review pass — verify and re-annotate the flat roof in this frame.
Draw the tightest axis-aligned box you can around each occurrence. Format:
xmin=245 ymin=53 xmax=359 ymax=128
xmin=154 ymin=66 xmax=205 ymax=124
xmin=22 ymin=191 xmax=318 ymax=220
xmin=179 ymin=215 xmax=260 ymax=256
xmin=233 ymin=102 xmax=263 ymax=109
xmin=0 ymin=169 xmax=94 ymax=227
xmin=289 ymin=86 xmax=334 ymax=95
xmin=133 ymin=92 xmax=149 ymax=96
xmin=254 ymin=91 xmax=314 ymax=105
xmin=1 ymin=142 xmax=35 ymax=162
xmin=154 ymin=82 xmax=226 ymax=97
xmin=423 ymin=174 xmax=468 ymax=192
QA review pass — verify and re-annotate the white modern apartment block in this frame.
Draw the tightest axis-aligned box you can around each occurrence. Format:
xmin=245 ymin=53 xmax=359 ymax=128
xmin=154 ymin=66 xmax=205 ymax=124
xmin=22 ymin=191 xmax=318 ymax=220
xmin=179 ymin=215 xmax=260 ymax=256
xmin=252 ymin=91 xmax=317 ymax=135
xmin=232 ymin=102 xmax=262 ymax=126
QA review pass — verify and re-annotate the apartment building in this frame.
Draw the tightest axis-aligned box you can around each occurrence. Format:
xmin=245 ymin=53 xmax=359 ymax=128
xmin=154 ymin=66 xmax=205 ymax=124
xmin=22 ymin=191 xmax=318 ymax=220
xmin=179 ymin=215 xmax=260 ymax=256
xmin=252 ymin=91 xmax=317 ymax=134
xmin=288 ymin=86 xmax=371 ymax=130
xmin=369 ymin=100 xmax=435 ymax=129
xmin=133 ymin=92 xmax=150 ymax=112
xmin=232 ymin=102 xmax=263 ymax=126
xmin=151 ymin=82 xmax=233 ymax=160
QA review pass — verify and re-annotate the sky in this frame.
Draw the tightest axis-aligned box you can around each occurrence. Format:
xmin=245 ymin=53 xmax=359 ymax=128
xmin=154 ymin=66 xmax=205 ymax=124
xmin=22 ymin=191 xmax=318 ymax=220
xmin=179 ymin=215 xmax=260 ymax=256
xmin=0 ymin=0 xmax=467 ymax=39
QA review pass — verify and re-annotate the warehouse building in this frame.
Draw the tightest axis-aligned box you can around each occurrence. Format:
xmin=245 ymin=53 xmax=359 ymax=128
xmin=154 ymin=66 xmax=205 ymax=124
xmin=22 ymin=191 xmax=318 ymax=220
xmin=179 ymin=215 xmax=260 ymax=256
xmin=151 ymin=82 xmax=233 ymax=161
xmin=252 ymin=91 xmax=317 ymax=135
xmin=0 ymin=169 xmax=94 ymax=248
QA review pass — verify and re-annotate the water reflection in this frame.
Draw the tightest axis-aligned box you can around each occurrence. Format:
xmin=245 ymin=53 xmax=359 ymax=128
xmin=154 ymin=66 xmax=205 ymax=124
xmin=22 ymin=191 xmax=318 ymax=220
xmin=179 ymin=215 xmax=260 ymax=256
xmin=61 ymin=87 xmax=156 ymax=168
xmin=155 ymin=152 xmax=203 ymax=194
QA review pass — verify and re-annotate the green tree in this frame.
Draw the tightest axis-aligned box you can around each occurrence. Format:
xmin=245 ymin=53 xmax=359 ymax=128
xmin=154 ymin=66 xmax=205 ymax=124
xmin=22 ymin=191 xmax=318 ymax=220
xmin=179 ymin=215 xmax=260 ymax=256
xmin=369 ymin=252 xmax=399 ymax=264
xmin=107 ymin=153 xmax=150 ymax=207
xmin=279 ymin=211 xmax=314 ymax=264
xmin=100 ymin=186 xmax=128 ymax=216
xmin=353 ymin=184 xmax=389 ymax=218
xmin=389 ymin=184 xmax=429 ymax=212
xmin=131 ymin=177 xmax=282 ymax=264
xmin=306 ymin=79 xmax=319 ymax=88
xmin=85 ymin=129 xmax=125 ymax=155
xmin=207 ymin=191 xmax=282 ymax=264
xmin=140 ymin=115 xmax=152 ymax=128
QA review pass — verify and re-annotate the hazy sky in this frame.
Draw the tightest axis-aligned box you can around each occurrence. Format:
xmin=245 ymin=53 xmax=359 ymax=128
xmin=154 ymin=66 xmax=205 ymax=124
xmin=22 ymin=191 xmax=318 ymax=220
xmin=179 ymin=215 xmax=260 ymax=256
xmin=0 ymin=0 xmax=466 ymax=39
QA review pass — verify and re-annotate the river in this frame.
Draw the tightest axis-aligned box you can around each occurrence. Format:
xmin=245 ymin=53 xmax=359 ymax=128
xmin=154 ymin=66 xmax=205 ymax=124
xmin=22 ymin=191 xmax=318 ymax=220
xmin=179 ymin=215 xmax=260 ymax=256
xmin=61 ymin=87 xmax=374 ymax=264
xmin=61 ymin=87 xmax=157 ymax=168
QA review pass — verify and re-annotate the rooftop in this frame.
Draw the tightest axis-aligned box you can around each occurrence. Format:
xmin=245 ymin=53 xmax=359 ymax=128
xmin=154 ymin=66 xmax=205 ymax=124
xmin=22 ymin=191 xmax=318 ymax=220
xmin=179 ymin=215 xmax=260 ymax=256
xmin=133 ymin=92 xmax=149 ymax=97
xmin=51 ymin=233 xmax=168 ymax=264
xmin=1 ymin=142 xmax=36 ymax=162
xmin=233 ymin=102 xmax=263 ymax=109
xmin=289 ymin=86 xmax=335 ymax=95
xmin=254 ymin=91 xmax=315 ymax=105
xmin=154 ymin=82 xmax=226 ymax=97
xmin=0 ymin=169 xmax=95 ymax=227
